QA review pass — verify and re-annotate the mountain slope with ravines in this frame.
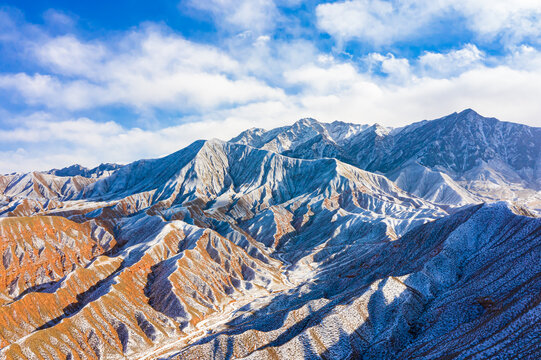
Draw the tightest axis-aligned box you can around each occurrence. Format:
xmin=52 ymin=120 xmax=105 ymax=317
xmin=0 ymin=110 xmax=539 ymax=360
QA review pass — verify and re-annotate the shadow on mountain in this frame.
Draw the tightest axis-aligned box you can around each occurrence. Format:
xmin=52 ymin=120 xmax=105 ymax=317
xmin=31 ymin=218 xmax=169 ymax=333
xmin=35 ymin=259 xmax=127 ymax=331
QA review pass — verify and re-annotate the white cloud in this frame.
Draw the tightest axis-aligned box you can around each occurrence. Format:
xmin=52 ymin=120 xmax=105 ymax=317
xmin=42 ymin=9 xmax=76 ymax=29
xmin=316 ymin=0 xmax=541 ymax=46
xmin=316 ymin=0 xmax=443 ymax=46
xmin=35 ymin=35 xmax=106 ymax=75
xmin=0 ymin=116 xmax=122 ymax=144
xmin=184 ymin=0 xmax=278 ymax=34
xmin=285 ymin=62 xmax=362 ymax=93
xmin=0 ymin=27 xmax=286 ymax=111
xmin=2 ymin=63 xmax=541 ymax=174
xmin=280 ymin=44 xmax=541 ymax=127
xmin=419 ymin=44 xmax=484 ymax=77
xmin=457 ymin=0 xmax=541 ymax=43
xmin=3 ymin=44 xmax=541 ymax=173
xmin=366 ymin=53 xmax=412 ymax=82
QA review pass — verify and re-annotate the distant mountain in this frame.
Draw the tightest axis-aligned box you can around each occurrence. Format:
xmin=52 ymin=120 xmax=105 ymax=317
xmin=231 ymin=109 xmax=541 ymax=211
xmin=47 ymin=162 xmax=123 ymax=178
xmin=231 ymin=118 xmax=370 ymax=158
xmin=0 ymin=110 xmax=539 ymax=360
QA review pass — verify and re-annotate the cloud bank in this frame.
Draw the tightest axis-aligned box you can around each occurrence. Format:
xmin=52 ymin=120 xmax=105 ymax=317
xmin=316 ymin=0 xmax=541 ymax=46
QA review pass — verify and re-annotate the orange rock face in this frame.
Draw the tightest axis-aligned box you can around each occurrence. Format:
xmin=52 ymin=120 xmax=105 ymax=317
xmin=0 ymin=216 xmax=116 ymax=300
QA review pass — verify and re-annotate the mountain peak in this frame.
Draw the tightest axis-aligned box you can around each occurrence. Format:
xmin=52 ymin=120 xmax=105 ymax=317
xmin=458 ymin=108 xmax=481 ymax=117
xmin=454 ymin=108 xmax=494 ymax=124
xmin=294 ymin=117 xmax=319 ymax=126
xmin=427 ymin=108 xmax=494 ymax=130
xmin=371 ymin=123 xmax=390 ymax=136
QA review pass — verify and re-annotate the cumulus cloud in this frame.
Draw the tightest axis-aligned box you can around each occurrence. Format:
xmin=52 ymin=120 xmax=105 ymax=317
xmin=458 ymin=0 xmax=541 ymax=43
xmin=184 ymin=0 xmax=278 ymax=34
xmin=281 ymin=45 xmax=541 ymax=126
xmin=418 ymin=44 xmax=484 ymax=77
xmin=3 ymin=43 xmax=541 ymax=173
xmin=2 ymin=62 xmax=541 ymax=174
xmin=366 ymin=53 xmax=412 ymax=82
xmin=35 ymin=35 xmax=107 ymax=75
xmin=316 ymin=0 xmax=432 ymax=46
xmin=42 ymin=9 xmax=76 ymax=29
xmin=316 ymin=0 xmax=541 ymax=46
xmin=285 ymin=62 xmax=362 ymax=93
xmin=0 ymin=27 xmax=286 ymax=111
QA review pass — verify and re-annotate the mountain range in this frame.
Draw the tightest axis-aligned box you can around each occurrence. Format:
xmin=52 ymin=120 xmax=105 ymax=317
xmin=232 ymin=109 xmax=540 ymax=210
xmin=0 ymin=109 xmax=539 ymax=359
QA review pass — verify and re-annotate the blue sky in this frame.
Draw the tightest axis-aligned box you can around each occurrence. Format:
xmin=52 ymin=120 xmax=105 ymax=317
xmin=0 ymin=0 xmax=540 ymax=173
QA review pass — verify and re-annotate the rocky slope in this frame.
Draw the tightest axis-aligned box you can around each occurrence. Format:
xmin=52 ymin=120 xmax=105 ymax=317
xmin=0 ymin=111 xmax=539 ymax=359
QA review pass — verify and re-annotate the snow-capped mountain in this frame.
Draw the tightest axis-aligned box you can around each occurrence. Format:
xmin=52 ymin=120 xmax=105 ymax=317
xmin=0 ymin=110 xmax=539 ymax=360
xmin=232 ymin=109 xmax=541 ymax=211
xmin=47 ymin=163 xmax=123 ymax=178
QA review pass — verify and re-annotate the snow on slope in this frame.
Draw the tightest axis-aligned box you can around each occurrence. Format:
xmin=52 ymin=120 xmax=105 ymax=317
xmin=388 ymin=162 xmax=480 ymax=205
